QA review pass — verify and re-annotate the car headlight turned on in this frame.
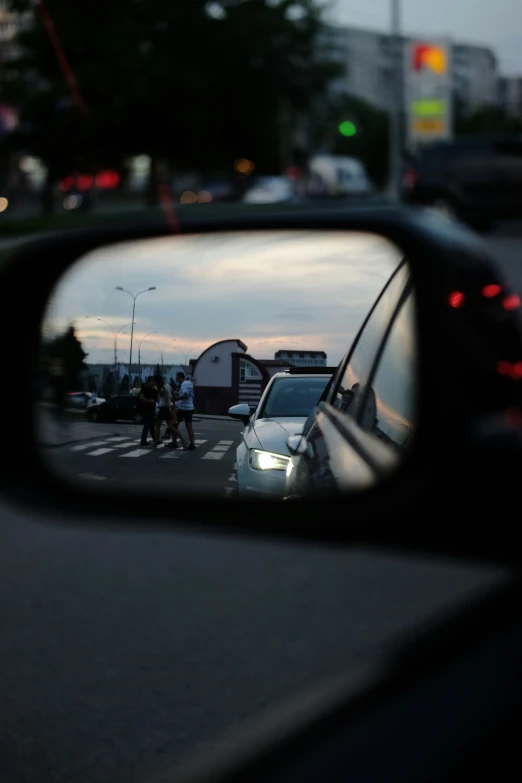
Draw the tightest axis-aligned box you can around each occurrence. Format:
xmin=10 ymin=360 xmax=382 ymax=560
xmin=249 ymin=449 xmax=290 ymax=471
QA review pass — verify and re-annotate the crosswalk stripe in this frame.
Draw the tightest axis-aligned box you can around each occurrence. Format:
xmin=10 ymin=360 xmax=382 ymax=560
xmin=87 ymin=448 xmax=114 ymax=456
xmin=71 ymin=441 xmax=107 ymax=451
xmin=219 ymin=440 xmax=234 ymax=445
xmin=106 ymin=436 xmax=131 ymax=442
xmin=114 ymin=441 xmax=136 ymax=448
xmin=121 ymin=448 xmax=152 ymax=458
xmin=202 ymin=452 xmax=225 ymax=460
xmin=212 ymin=445 xmax=230 ymax=452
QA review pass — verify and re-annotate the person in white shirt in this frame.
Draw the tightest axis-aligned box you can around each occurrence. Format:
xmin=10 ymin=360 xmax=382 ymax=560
xmin=172 ymin=371 xmax=196 ymax=450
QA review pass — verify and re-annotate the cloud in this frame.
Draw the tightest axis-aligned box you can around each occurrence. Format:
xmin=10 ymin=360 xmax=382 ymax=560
xmin=44 ymin=230 xmax=404 ymax=366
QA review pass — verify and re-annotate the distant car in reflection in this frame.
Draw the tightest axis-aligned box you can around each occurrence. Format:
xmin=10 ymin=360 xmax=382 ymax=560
xmin=86 ymin=394 xmax=141 ymax=424
xmin=284 ymin=258 xmax=415 ymax=499
xmin=228 ymin=368 xmax=335 ymax=499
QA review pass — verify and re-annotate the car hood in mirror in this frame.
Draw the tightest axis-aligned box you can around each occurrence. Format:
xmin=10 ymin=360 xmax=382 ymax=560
xmin=253 ymin=418 xmax=306 ymax=455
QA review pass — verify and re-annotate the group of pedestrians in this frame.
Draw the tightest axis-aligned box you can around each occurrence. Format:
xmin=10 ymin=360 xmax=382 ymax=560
xmin=137 ymin=371 xmax=196 ymax=451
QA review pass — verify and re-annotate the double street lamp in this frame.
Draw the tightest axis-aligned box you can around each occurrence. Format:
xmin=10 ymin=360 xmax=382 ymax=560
xmin=84 ymin=317 xmax=135 ymax=365
xmin=115 ymin=286 xmax=156 ymax=370
xmin=138 ymin=331 xmax=157 ymax=369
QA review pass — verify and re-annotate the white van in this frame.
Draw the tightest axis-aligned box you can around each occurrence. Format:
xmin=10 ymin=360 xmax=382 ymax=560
xmin=308 ymin=155 xmax=373 ymax=197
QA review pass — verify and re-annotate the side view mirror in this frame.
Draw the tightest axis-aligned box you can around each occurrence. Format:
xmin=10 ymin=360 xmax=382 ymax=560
xmin=228 ymin=403 xmax=252 ymax=425
xmin=286 ymin=433 xmax=307 ymax=456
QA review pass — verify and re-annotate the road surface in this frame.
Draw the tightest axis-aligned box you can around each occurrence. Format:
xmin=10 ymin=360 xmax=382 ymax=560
xmin=44 ymin=418 xmax=242 ymax=498
xmin=1 ymin=223 xmax=520 ymax=783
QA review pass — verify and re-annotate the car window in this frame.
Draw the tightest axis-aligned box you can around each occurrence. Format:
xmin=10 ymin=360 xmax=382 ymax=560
xmin=259 ymin=377 xmax=330 ymax=419
xmin=329 ymin=262 xmax=410 ymax=417
xmin=360 ymin=291 xmax=416 ymax=451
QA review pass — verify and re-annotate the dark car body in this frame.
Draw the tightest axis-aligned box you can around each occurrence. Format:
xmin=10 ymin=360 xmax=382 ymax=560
xmin=401 ymin=136 xmax=522 ymax=230
xmin=86 ymin=394 xmax=141 ymax=423
xmin=285 ymin=259 xmax=414 ymax=498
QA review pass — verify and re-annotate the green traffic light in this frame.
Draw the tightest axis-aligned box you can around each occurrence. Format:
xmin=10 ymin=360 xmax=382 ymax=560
xmin=339 ymin=120 xmax=356 ymax=137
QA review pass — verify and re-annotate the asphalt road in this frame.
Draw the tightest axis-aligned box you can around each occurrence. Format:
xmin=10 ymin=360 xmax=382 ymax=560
xmin=1 ymin=222 xmax=521 ymax=783
xmin=45 ymin=419 xmax=242 ymax=498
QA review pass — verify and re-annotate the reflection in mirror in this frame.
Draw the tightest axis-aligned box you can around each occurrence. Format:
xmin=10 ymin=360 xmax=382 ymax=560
xmin=37 ymin=231 xmax=415 ymax=500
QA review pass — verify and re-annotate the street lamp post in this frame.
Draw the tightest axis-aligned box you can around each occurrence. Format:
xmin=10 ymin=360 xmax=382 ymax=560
xmin=389 ymin=0 xmax=402 ymax=201
xmin=84 ymin=317 xmax=135 ymax=366
xmin=115 ymin=286 xmax=156 ymax=375
xmin=138 ymin=331 xmax=158 ymax=373
xmin=114 ymin=322 xmax=135 ymax=365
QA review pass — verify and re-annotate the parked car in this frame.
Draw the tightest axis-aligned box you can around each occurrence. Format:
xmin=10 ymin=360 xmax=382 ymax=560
xmin=196 ymin=181 xmax=238 ymax=202
xmin=228 ymin=368 xmax=335 ymax=498
xmin=86 ymin=394 xmax=141 ymax=423
xmin=401 ymin=135 xmax=522 ymax=232
xmin=67 ymin=392 xmax=105 ymax=410
xmin=242 ymin=176 xmax=299 ymax=204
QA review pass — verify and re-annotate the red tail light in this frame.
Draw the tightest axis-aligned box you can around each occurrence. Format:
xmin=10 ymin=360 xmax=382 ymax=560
xmin=403 ymin=167 xmax=419 ymax=189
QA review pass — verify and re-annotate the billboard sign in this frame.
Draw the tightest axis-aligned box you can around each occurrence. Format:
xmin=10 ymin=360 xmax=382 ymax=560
xmin=404 ymin=40 xmax=452 ymax=146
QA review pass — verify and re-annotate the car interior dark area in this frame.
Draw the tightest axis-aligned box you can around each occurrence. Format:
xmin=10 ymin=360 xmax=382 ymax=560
xmin=171 ymin=577 xmax=522 ymax=783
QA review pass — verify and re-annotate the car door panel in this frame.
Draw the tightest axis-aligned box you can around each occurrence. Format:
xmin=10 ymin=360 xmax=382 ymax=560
xmin=285 ymin=263 xmax=410 ymax=498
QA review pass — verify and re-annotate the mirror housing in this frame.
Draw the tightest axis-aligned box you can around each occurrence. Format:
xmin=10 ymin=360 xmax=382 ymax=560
xmin=229 ymin=403 xmax=252 ymax=425
xmin=5 ymin=206 xmax=522 ymax=566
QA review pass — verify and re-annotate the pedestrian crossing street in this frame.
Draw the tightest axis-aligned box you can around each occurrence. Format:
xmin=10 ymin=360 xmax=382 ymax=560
xmin=69 ymin=435 xmax=236 ymax=460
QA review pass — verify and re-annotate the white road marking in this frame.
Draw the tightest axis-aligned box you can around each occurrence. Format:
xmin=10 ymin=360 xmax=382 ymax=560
xmin=114 ymin=441 xmax=136 ymax=448
xmin=78 ymin=472 xmax=107 ymax=480
xmin=223 ymin=487 xmax=235 ymax=498
xmin=121 ymin=448 xmax=152 ymax=458
xmin=159 ymin=451 xmax=189 ymax=459
xmin=106 ymin=436 xmax=130 ymax=442
xmin=212 ymin=445 xmax=230 ymax=452
xmin=219 ymin=440 xmax=234 ymax=445
xmin=195 ymin=439 xmax=208 ymax=445
xmin=228 ymin=474 xmax=237 ymax=482
xmin=70 ymin=441 xmax=106 ymax=451
xmin=87 ymin=448 xmax=114 ymax=456
xmin=202 ymin=452 xmax=225 ymax=460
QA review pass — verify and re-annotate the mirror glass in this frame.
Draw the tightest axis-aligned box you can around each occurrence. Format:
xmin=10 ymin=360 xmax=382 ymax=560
xmin=37 ymin=231 xmax=416 ymax=500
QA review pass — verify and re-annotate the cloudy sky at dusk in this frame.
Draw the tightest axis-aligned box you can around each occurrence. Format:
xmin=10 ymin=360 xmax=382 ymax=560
xmin=330 ymin=0 xmax=522 ymax=73
xmin=43 ymin=231 xmax=404 ymax=368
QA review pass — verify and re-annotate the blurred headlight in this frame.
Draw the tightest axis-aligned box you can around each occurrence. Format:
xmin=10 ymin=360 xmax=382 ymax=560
xmin=249 ymin=449 xmax=290 ymax=471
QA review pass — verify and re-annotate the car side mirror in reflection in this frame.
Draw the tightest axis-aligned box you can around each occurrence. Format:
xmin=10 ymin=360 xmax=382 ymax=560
xmin=228 ymin=403 xmax=252 ymax=425
xmin=286 ymin=433 xmax=307 ymax=456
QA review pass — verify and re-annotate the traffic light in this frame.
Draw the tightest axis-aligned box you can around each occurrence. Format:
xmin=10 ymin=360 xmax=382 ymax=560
xmin=339 ymin=120 xmax=357 ymax=137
